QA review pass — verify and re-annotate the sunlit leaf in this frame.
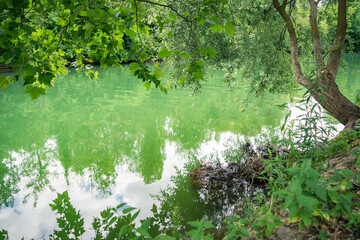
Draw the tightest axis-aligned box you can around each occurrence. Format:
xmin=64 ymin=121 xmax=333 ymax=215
xmin=225 ymin=21 xmax=235 ymax=36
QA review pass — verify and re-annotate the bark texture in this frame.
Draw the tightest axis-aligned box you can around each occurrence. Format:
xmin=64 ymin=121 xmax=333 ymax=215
xmin=272 ymin=0 xmax=360 ymax=126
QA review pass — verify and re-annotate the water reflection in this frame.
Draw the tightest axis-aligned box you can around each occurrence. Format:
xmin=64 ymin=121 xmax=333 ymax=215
xmin=0 ymin=66 xmax=289 ymax=238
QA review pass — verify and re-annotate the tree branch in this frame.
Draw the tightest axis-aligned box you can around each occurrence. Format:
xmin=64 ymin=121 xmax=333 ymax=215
xmin=272 ymin=0 xmax=308 ymax=87
xmin=326 ymin=0 xmax=347 ymax=79
xmin=308 ymin=0 xmax=324 ymax=69
xmin=137 ymin=0 xmax=192 ymax=22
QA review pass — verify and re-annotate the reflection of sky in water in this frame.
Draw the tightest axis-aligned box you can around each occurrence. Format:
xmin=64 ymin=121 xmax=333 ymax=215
xmin=1 ymin=56 xmax=358 ymax=239
xmin=0 ymin=129 xmax=274 ymax=239
xmin=0 ymin=137 xmax=193 ymax=239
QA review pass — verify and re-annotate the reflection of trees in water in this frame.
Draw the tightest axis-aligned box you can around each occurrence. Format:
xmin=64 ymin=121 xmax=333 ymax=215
xmin=153 ymin=159 xmax=264 ymax=237
xmin=0 ymin=155 xmax=20 ymax=208
xmin=0 ymin=67 xmax=286 ymax=207
xmin=0 ymin=140 xmax=58 ymax=207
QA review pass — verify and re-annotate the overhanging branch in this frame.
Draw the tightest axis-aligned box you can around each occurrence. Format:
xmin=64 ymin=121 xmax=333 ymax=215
xmin=137 ymin=0 xmax=192 ymax=22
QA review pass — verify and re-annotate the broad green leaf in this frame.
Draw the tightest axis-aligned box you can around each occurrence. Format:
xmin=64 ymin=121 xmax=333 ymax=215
xmin=144 ymin=82 xmax=151 ymax=91
xmin=205 ymin=46 xmax=217 ymax=58
xmin=288 ymin=201 xmax=299 ymax=219
xmin=289 ymin=178 xmax=302 ymax=195
xmin=124 ymin=28 xmax=136 ymax=38
xmin=56 ymin=17 xmax=66 ymax=26
xmin=339 ymin=170 xmax=354 ymax=179
xmin=211 ymin=24 xmax=223 ymax=33
xmin=187 ymin=221 xmax=200 ymax=228
xmin=265 ymin=222 xmax=276 ymax=237
xmin=24 ymin=86 xmax=46 ymax=100
xmin=203 ymin=221 xmax=215 ymax=229
xmin=180 ymin=52 xmax=191 ymax=59
xmin=239 ymin=227 xmax=250 ymax=237
xmin=297 ymin=194 xmax=319 ymax=210
xmin=137 ymin=227 xmax=152 ymax=239
xmin=210 ymin=16 xmax=220 ymax=24
xmin=225 ymin=21 xmax=235 ymax=36
xmin=0 ymin=76 xmax=9 ymax=89
xmin=141 ymin=218 xmax=151 ymax=230
xmin=118 ymin=225 xmax=129 ymax=238
xmin=158 ymin=48 xmax=172 ymax=59
xmin=299 ymin=208 xmax=312 ymax=227
xmin=129 ymin=62 xmax=140 ymax=74
xmin=314 ymin=184 xmax=327 ymax=202
xmin=38 ymin=72 xmax=55 ymax=85
xmin=197 ymin=18 xmax=205 ymax=25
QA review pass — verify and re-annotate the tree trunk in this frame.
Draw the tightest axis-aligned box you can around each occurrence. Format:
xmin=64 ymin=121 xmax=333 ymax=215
xmin=272 ymin=0 xmax=360 ymax=127
xmin=311 ymin=73 xmax=360 ymax=127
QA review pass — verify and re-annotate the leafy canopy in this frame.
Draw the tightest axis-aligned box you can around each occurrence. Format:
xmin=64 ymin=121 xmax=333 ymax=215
xmin=0 ymin=0 xmax=357 ymax=98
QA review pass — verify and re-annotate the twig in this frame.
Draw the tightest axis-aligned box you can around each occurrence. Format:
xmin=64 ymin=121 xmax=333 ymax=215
xmin=333 ymin=225 xmax=340 ymax=240
xmin=137 ymin=0 xmax=192 ymax=22
xmin=134 ymin=0 xmax=144 ymax=53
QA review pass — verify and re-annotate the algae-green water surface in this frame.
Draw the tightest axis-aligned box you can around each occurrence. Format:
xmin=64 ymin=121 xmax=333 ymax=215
xmin=0 ymin=55 xmax=359 ymax=239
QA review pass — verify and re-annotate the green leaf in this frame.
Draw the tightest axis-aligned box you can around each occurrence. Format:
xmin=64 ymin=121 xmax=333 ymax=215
xmin=131 ymin=210 xmax=140 ymax=222
xmin=297 ymin=194 xmax=319 ymax=210
xmin=144 ymin=82 xmax=151 ymax=91
xmin=56 ymin=17 xmax=66 ymax=26
xmin=205 ymin=46 xmax=217 ymax=58
xmin=116 ymin=203 xmax=126 ymax=209
xmin=124 ymin=28 xmax=136 ymax=38
xmin=197 ymin=18 xmax=205 ymax=25
xmin=137 ymin=227 xmax=153 ymax=239
xmin=154 ymin=235 xmax=175 ymax=240
xmin=288 ymin=201 xmax=300 ymax=219
xmin=118 ymin=225 xmax=129 ymax=238
xmin=151 ymin=204 xmax=157 ymax=213
xmin=141 ymin=218 xmax=151 ymax=230
xmin=24 ymin=86 xmax=46 ymax=100
xmin=225 ymin=21 xmax=235 ymax=36
xmin=158 ymin=48 xmax=172 ymax=58
xmin=299 ymin=208 xmax=312 ymax=227
xmin=0 ymin=76 xmax=9 ymax=89
xmin=108 ymin=216 xmax=117 ymax=226
xmin=211 ymin=24 xmax=223 ymax=33
xmin=122 ymin=207 xmax=136 ymax=214
xmin=129 ymin=62 xmax=140 ymax=74
xmin=314 ymin=184 xmax=327 ymax=202
xmin=340 ymin=170 xmax=354 ymax=179
xmin=83 ymin=22 xmax=94 ymax=39
xmin=239 ymin=227 xmax=250 ymax=237
xmin=289 ymin=178 xmax=302 ymax=195
xmin=187 ymin=220 xmax=200 ymax=228
xmin=180 ymin=52 xmax=191 ymax=59
xmin=265 ymin=222 xmax=275 ymax=237
xmin=203 ymin=221 xmax=215 ymax=229
xmin=38 ymin=72 xmax=55 ymax=85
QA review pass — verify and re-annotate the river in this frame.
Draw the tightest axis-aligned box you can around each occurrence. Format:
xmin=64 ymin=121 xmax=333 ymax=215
xmin=0 ymin=54 xmax=359 ymax=239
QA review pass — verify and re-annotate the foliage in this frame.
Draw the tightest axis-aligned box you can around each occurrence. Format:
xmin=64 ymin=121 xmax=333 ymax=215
xmin=49 ymin=191 xmax=85 ymax=239
xmin=245 ymin=99 xmax=360 ymax=238
xmin=2 ymin=0 xmax=359 ymax=101
xmin=0 ymin=229 xmax=9 ymax=240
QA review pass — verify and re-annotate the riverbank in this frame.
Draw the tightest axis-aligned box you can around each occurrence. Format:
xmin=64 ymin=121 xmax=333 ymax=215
xmin=189 ymin=128 xmax=360 ymax=239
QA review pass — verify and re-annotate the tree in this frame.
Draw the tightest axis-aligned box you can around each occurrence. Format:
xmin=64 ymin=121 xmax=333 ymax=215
xmin=272 ymin=0 xmax=360 ymax=128
xmin=0 ymin=0 xmax=359 ymax=127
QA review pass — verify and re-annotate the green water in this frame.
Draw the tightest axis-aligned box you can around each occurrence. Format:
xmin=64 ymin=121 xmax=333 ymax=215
xmin=0 ymin=55 xmax=359 ymax=238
